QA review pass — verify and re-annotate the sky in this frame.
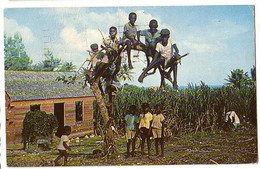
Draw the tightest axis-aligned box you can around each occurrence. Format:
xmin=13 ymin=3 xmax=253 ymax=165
xmin=4 ymin=6 xmax=255 ymax=87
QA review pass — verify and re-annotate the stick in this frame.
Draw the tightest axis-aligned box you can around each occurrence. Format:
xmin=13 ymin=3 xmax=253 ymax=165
xmin=210 ymin=159 xmax=219 ymax=164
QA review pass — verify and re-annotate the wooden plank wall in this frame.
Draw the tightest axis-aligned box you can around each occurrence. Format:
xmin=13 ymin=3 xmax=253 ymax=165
xmin=6 ymin=96 xmax=95 ymax=144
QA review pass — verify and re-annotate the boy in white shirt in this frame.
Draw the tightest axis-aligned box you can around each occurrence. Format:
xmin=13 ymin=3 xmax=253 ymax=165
xmin=138 ymin=29 xmax=181 ymax=89
xmin=53 ymin=126 xmax=71 ymax=166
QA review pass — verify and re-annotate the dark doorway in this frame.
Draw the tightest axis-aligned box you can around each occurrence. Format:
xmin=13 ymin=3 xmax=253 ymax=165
xmin=54 ymin=103 xmax=64 ymax=128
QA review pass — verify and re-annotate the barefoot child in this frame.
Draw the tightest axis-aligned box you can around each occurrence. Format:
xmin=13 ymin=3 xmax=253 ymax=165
xmin=125 ymin=105 xmax=139 ymax=158
xmin=53 ymin=126 xmax=71 ymax=166
xmin=152 ymin=104 xmax=165 ymax=157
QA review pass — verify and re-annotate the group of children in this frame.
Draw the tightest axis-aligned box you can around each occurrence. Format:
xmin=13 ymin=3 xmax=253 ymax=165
xmin=125 ymin=103 xmax=165 ymax=158
xmin=86 ymin=12 xmax=181 ymax=88
xmin=53 ymin=102 xmax=165 ymax=166
xmin=52 ymin=11 xmax=179 ymax=165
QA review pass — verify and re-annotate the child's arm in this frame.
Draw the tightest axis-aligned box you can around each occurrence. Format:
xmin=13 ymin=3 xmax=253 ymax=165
xmin=63 ymin=141 xmax=71 ymax=151
xmin=149 ymin=121 xmax=153 ymax=136
xmin=149 ymin=115 xmax=153 ymax=135
xmin=135 ymin=118 xmax=140 ymax=135
xmin=137 ymin=31 xmax=141 ymax=42
xmin=172 ymin=44 xmax=179 ymax=56
xmin=161 ymin=121 xmax=165 ymax=139
xmin=161 ymin=114 xmax=165 ymax=138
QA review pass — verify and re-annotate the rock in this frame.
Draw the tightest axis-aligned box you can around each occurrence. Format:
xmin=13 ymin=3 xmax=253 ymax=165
xmin=96 ymin=141 xmax=104 ymax=144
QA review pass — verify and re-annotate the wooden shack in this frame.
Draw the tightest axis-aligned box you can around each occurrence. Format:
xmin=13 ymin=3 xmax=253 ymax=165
xmin=5 ymin=71 xmax=95 ymax=144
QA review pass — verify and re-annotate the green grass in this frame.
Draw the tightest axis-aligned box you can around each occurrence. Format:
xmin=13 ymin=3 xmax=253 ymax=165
xmin=7 ymin=125 xmax=258 ymax=166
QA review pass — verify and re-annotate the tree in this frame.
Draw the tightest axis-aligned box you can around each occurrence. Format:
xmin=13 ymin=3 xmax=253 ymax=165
xmin=57 ymin=46 xmax=126 ymax=155
xmin=225 ymin=69 xmax=251 ymax=89
xmin=4 ymin=33 xmax=32 ymax=70
xmin=250 ymin=65 xmax=256 ymax=81
xmin=33 ymin=49 xmax=61 ymax=71
xmin=58 ymin=61 xmax=76 ymax=72
xmin=34 ymin=50 xmax=76 ymax=72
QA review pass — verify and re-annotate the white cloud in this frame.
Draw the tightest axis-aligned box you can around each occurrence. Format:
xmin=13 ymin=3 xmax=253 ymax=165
xmin=4 ymin=17 xmax=35 ymax=43
xmin=60 ymin=26 xmax=106 ymax=52
xmin=58 ymin=27 xmax=106 ymax=68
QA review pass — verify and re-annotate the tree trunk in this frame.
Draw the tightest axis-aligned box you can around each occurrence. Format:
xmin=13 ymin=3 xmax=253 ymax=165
xmin=90 ymin=81 xmax=109 ymax=124
xmin=90 ymin=81 xmax=118 ymax=155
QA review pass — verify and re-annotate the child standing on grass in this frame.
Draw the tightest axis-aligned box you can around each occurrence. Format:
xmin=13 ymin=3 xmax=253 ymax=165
xmin=53 ymin=126 xmax=71 ymax=166
xmin=125 ymin=105 xmax=139 ymax=158
xmin=139 ymin=103 xmax=153 ymax=156
xmin=152 ymin=104 xmax=165 ymax=157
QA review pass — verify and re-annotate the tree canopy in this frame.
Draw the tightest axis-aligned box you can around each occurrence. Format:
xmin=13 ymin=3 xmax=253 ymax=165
xmin=4 ymin=33 xmax=32 ymax=70
xmin=225 ymin=68 xmax=255 ymax=89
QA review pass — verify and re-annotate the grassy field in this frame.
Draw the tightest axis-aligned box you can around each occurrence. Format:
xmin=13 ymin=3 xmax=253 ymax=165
xmin=7 ymin=123 xmax=258 ymax=167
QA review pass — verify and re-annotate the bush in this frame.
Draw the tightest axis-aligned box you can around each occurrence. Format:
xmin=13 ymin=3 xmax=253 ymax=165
xmin=22 ymin=110 xmax=58 ymax=149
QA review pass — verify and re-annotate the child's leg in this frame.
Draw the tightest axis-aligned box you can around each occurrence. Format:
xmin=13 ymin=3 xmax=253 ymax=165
xmin=126 ymin=139 xmax=131 ymax=157
xmin=160 ymin=137 xmax=164 ymax=157
xmin=140 ymin=128 xmax=146 ymax=154
xmin=147 ymin=137 xmax=151 ymax=156
xmin=54 ymin=150 xmax=64 ymax=166
xmin=140 ymin=137 xmax=145 ymax=154
xmin=140 ymin=138 xmax=146 ymax=154
xmin=63 ymin=150 xmax=68 ymax=166
xmin=155 ymin=138 xmax=159 ymax=155
xmin=147 ymin=129 xmax=151 ymax=156
xmin=125 ymin=40 xmax=133 ymax=69
xmin=138 ymin=57 xmax=164 ymax=83
xmin=131 ymin=137 xmax=136 ymax=157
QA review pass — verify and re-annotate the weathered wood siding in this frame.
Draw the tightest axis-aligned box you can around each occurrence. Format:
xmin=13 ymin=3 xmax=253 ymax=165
xmin=6 ymin=96 xmax=95 ymax=144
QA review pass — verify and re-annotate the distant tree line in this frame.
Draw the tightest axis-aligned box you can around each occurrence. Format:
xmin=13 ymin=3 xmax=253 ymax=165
xmin=4 ymin=33 xmax=76 ymax=71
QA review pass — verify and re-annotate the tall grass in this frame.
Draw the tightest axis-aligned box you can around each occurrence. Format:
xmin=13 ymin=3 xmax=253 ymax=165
xmin=109 ymin=83 xmax=256 ymax=135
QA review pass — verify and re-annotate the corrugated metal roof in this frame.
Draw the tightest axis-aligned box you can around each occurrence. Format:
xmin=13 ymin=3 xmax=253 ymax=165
xmin=5 ymin=71 xmax=94 ymax=101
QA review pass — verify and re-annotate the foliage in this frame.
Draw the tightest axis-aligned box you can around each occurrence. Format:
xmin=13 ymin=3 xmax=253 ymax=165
xmin=4 ymin=34 xmax=76 ymax=72
xmin=59 ymin=61 xmax=77 ymax=72
xmin=109 ymin=83 xmax=256 ymax=135
xmin=4 ymin=33 xmax=32 ymax=70
xmin=22 ymin=110 xmax=58 ymax=146
xmin=250 ymin=65 xmax=256 ymax=81
xmin=225 ymin=69 xmax=254 ymax=89
xmin=33 ymin=50 xmax=76 ymax=72
xmin=116 ymin=64 xmax=134 ymax=81
xmin=33 ymin=50 xmax=61 ymax=71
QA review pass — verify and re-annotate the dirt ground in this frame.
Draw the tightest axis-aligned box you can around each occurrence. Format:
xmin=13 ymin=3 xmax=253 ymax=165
xmin=7 ymin=124 xmax=258 ymax=166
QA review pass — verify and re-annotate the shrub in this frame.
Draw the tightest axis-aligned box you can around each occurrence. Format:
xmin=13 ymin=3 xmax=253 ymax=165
xmin=22 ymin=110 xmax=58 ymax=149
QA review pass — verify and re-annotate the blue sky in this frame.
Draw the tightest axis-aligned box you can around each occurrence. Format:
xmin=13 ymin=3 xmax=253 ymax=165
xmin=4 ymin=6 xmax=255 ymax=87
